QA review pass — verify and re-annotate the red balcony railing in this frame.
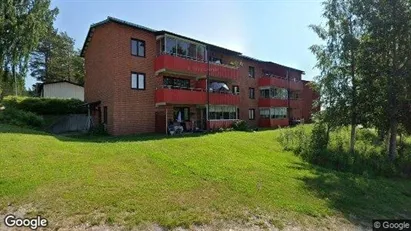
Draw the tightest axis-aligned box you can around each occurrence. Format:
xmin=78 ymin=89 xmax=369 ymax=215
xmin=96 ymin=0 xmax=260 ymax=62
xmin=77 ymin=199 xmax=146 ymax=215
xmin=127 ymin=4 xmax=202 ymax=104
xmin=258 ymin=98 xmax=288 ymax=107
xmin=155 ymin=88 xmax=206 ymax=105
xmin=259 ymin=118 xmax=289 ymax=127
xmin=259 ymin=77 xmax=304 ymax=90
xmin=155 ymin=87 xmax=240 ymax=106
xmin=210 ymin=92 xmax=240 ymax=105
xmin=258 ymin=77 xmax=289 ymax=88
xmin=154 ymin=54 xmax=239 ymax=80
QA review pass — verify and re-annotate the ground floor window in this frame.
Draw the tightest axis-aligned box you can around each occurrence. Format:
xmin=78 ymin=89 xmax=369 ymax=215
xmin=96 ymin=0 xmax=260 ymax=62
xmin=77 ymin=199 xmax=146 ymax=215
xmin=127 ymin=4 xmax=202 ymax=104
xmin=209 ymin=105 xmax=237 ymax=120
xmin=174 ymin=107 xmax=190 ymax=121
xmin=260 ymin=107 xmax=287 ymax=119
xmin=248 ymin=109 xmax=255 ymax=120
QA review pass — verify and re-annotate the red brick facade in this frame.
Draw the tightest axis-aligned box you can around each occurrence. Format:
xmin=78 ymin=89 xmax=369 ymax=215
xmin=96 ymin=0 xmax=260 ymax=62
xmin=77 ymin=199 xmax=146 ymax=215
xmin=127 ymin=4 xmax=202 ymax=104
xmin=82 ymin=17 xmax=318 ymax=135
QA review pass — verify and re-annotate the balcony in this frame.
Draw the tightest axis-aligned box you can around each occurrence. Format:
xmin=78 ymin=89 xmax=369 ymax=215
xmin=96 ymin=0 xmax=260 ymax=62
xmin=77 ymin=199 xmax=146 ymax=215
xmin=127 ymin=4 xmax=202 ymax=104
xmin=258 ymin=98 xmax=288 ymax=107
xmin=154 ymin=54 xmax=239 ymax=80
xmin=259 ymin=118 xmax=289 ymax=128
xmin=155 ymin=87 xmax=240 ymax=106
xmin=259 ymin=77 xmax=288 ymax=88
xmin=210 ymin=92 xmax=240 ymax=105
xmin=259 ymin=77 xmax=304 ymax=90
xmin=155 ymin=88 xmax=206 ymax=105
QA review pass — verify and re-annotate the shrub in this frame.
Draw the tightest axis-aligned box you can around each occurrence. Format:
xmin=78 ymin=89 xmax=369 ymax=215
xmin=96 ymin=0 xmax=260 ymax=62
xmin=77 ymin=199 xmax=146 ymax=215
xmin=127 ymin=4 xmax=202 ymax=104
xmin=0 ymin=107 xmax=44 ymax=128
xmin=232 ymin=120 xmax=248 ymax=131
xmin=2 ymin=96 xmax=86 ymax=115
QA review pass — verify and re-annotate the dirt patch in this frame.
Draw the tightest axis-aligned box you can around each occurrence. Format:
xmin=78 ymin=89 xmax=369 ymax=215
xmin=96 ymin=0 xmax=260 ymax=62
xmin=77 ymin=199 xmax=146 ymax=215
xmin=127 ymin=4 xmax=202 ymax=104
xmin=0 ymin=204 xmax=371 ymax=231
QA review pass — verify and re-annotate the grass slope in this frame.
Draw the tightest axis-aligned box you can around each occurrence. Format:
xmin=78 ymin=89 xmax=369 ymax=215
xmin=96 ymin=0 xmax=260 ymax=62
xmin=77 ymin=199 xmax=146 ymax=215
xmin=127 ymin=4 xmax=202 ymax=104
xmin=0 ymin=124 xmax=410 ymax=229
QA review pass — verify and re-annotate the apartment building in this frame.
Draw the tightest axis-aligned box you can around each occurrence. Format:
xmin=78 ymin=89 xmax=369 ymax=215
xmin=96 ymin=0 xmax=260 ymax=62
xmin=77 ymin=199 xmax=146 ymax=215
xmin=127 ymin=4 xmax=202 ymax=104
xmin=81 ymin=17 xmax=319 ymax=136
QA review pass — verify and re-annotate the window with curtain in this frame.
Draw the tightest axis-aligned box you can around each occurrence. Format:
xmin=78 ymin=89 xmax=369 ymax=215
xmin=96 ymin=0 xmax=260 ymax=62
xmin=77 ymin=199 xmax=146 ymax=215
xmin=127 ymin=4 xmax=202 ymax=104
xmin=260 ymin=109 xmax=270 ymax=119
xmin=208 ymin=106 xmax=237 ymax=120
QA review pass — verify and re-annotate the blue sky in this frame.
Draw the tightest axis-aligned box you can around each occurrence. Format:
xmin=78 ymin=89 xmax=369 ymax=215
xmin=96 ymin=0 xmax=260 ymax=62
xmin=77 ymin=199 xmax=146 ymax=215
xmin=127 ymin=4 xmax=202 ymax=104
xmin=26 ymin=0 xmax=324 ymax=88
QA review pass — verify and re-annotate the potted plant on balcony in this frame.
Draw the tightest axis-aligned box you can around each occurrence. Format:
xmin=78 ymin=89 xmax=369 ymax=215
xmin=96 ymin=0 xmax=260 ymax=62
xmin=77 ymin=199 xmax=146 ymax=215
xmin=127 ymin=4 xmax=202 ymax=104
xmin=229 ymin=61 xmax=243 ymax=68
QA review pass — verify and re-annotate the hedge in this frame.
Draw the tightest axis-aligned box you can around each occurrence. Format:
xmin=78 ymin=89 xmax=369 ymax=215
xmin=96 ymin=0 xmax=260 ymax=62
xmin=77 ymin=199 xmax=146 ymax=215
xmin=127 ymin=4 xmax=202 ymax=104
xmin=0 ymin=107 xmax=45 ymax=128
xmin=1 ymin=96 xmax=87 ymax=115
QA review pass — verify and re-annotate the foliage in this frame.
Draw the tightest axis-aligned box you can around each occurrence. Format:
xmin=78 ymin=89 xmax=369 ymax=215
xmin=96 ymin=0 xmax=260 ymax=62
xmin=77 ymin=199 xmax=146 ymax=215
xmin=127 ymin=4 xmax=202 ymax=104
xmin=232 ymin=120 xmax=248 ymax=131
xmin=0 ymin=107 xmax=44 ymax=128
xmin=2 ymin=96 xmax=86 ymax=115
xmin=0 ymin=0 xmax=58 ymax=97
xmin=30 ymin=30 xmax=84 ymax=86
xmin=310 ymin=0 xmax=411 ymax=160
xmin=278 ymin=125 xmax=411 ymax=178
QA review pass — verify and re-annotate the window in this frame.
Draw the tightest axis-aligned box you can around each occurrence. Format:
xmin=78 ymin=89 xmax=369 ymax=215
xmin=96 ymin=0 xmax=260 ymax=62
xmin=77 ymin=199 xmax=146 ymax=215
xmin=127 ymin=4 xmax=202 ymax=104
xmin=260 ymin=89 xmax=270 ymax=98
xmin=196 ymin=45 xmax=205 ymax=61
xmin=103 ymin=106 xmax=108 ymax=124
xmin=248 ymin=109 xmax=255 ymax=120
xmin=259 ymin=108 xmax=270 ymax=119
xmin=249 ymin=66 xmax=255 ymax=78
xmin=177 ymin=40 xmax=189 ymax=56
xmin=232 ymin=85 xmax=240 ymax=95
xmin=270 ymin=107 xmax=287 ymax=119
xmin=131 ymin=39 xmax=145 ymax=57
xmin=259 ymin=87 xmax=288 ymax=99
xmin=131 ymin=72 xmax=145 ymax=90
xmin=174 ymin=107 xmax=190 ymax=121
xmin=208 ymin=105 xmax=237 ymax=120
xmin=162 ymin=35 xmax=207 ymax=61
xmin=249 ymin=88 xmax=255 ymax=99
xmin=237 ymin=108 xmax=240 ymax=119
xmin=163 ymin=77 xmax=190 ymax=89
xmin=166 ymin=37 xmax=177 ymax=55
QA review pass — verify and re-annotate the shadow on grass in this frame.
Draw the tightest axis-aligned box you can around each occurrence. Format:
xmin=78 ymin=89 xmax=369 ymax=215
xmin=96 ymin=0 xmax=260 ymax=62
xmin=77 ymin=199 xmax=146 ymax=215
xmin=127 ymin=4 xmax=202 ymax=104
xmin=0 ymin=124 xmax=215 ymax=143
xmin=57 ymin=131 xmax=212 ymax=143
xmin=289 ymin=162 xmax=411 ymax=226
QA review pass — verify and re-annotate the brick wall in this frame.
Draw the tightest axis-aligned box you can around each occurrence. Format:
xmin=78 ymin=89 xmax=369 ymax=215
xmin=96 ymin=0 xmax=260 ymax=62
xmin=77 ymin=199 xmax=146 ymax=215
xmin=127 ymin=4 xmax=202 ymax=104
xmin=84 ymin=20 xmax=314 ymax=135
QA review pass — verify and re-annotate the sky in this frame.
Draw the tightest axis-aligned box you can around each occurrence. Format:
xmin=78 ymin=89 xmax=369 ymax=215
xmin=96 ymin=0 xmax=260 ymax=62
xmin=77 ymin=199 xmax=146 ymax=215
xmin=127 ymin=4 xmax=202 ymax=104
xmin=26 ymin=0 xmax=324 ymax=89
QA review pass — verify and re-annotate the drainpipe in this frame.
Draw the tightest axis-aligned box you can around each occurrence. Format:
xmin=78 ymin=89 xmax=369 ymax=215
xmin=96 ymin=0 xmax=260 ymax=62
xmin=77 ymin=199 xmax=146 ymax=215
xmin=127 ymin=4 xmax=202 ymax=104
xmin=206 ymin=46 xmax=210 ymax=131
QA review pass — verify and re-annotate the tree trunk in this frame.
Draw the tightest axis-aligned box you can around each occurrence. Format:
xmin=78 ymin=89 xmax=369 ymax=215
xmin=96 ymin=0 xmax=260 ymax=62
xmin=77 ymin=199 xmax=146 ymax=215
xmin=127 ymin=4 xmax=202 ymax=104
xmin=350 ymin=124 xmax=356 ymax=154
xmin=388 ymin=119 xmax=398 ymax=160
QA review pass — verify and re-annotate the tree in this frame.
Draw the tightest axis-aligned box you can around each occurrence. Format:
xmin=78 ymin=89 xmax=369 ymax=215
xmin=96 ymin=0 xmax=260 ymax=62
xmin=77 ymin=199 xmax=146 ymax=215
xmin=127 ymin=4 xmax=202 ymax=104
xmin=0 ymin=0 xmax=58 ymax=98
xmin=356 ymin=0 xmax=411 ymax=160
xmin=310 ymin=0 xmax=363 ymax=153
xmin=30 ymin=31 xmax=84 ymax=85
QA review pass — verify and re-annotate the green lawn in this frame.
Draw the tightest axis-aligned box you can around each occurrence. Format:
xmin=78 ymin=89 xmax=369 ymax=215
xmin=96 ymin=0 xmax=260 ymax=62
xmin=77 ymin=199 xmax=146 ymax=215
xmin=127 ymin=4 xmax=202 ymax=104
xmin=0 ymin=124 xmax=410 ymax=229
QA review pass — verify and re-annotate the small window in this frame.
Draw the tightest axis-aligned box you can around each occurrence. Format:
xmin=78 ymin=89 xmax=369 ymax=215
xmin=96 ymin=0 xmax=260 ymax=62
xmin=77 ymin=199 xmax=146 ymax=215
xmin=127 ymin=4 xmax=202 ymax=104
xmin=248 ymin=109 xmax=255 ymax=120
xmin=131 ymin=72 xmax=145 ymax=90
xmin=232 ymin=85 xmax=240 ymax=95
xmin=249 ymin=88 xmax=255 ymax=99
xmin=249 ymin=66 xmax=255 ymax=78
xmin=103 ymin=106 xmax=108 ymax=124
xmin=131 ymin=39 xmax=145 ymax=57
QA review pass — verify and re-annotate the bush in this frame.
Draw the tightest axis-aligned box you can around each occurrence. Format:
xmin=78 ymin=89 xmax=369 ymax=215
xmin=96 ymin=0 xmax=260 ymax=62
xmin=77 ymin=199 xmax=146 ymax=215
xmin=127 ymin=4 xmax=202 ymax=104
xmin=232 ymin=120 xmax=248 ymax=131
xmin=0 ymin=107 xmax=44 ymax=128
xmin=2 ymin=96 xmax=86 ymax=115
xmin=278 ymin=124 xmax=411 ymax=178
